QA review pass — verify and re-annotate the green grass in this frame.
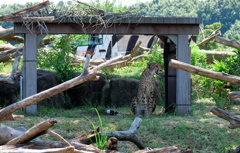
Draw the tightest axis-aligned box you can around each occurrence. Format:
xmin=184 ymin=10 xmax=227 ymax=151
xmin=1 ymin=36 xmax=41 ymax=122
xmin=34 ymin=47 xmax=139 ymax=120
xmin=3 ymin=98 xmax=240 ymax=153
xmin=0 ymin=61 xmax=14 ymax=74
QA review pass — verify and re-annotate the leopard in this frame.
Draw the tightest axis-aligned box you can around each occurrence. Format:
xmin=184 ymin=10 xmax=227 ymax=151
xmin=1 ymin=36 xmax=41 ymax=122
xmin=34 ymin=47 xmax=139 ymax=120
xmin=106 ymin=62 xmax=162 ymax=116
xmin=131 ymin=62 xmax=162 ymax=116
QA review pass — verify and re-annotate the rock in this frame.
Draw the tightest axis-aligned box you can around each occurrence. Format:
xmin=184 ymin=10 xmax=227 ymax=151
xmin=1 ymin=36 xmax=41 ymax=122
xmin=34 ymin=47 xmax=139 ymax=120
xmin=0 ymin=70 xmax=65 ymax=107
xmin=0 ymin=70 xmax=163 ymax=109
xmin=66 ymin=73 xmax=107 ymax=107
xmin=36 ymin=69 xmax=65 ymax=107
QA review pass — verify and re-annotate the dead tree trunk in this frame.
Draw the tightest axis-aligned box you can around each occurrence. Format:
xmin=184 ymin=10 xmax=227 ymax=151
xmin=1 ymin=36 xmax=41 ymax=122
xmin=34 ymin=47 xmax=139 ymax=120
xmin=215 ymin=36 xmax=240 ymax=50
xmin=169 ymin=59 xmax=240 ymax=86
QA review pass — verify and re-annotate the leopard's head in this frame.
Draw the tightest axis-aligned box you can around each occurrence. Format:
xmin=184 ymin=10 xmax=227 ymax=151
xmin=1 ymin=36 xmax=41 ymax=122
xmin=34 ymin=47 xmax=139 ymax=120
xmin=147 ymin=62 xmax=162 ymax=76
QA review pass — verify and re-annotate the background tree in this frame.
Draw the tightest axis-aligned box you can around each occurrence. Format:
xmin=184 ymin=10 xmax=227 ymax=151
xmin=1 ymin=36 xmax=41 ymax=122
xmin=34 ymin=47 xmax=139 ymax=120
xmin=224 ymin=20 xmax=240 ymax=41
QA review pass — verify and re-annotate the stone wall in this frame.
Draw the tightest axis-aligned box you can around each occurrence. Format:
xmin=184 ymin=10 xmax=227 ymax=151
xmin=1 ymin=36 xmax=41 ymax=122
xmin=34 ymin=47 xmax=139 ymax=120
xmin=0 ymin=70 xmax=163 ymax=108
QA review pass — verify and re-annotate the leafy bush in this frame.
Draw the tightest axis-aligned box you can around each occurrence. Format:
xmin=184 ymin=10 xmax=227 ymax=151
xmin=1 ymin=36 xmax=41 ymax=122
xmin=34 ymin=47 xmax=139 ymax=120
xmin=37 ymin=35 xmax=84 ymax=108
xmin=192 ymin=47 xmax=240 ymax=109
xmin=37 ymin=35 xmax=83 ymax=83
xmin=190 ymin=43 xmax=206 ymax=66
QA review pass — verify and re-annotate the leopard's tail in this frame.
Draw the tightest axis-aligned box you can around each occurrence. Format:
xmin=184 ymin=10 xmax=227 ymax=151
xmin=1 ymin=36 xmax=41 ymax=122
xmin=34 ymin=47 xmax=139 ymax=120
xmin=106 ymin=109 xmax=123 ymax=116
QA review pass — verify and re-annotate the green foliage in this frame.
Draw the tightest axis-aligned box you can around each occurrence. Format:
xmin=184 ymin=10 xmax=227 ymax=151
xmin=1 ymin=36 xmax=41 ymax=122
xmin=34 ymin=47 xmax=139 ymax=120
xmin=0 ymin=62 xmax=4 ymax=71
xmin=135 ymin=0 xmax=199 ymax=17
xmin=0 ymin=40 xmax=6 ymax=45
xmin=224 ymin=20 xmax=240 ymax=41
xmin=192 ymin=48 xmax=240 ymax=109
xmin=37 ymin=35 xmax=84 ymax=108
xmin=90 ymin=0 xmax=128 ymax=13
xmin=144 ymin=44 xmax=164 ymax=65
xmin=0 ymin=61 xmax=15 ymax=73
xmin=37 ymin=35 xmax=83 ymax=83
xmin=134 ymin=0 xmax=239 ymax=35
xmin=197 ymin=0 xmax=240 ymax=34
xmin=190 ymin=43 xmax=206 ymax=66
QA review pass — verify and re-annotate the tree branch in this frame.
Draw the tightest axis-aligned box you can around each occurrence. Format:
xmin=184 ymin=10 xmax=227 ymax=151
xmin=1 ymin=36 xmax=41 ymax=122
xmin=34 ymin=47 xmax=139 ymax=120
xmin=210 ymin=106 xmax=240 ymax=129
xmin=0 ymin=1 xmax=51 ymax=21
xmin=6 ymin=119 xmax=57 ymax=145
xmin=215 ymin=36 xmax=240 ymax=50
xmin=104 ymin=117 xmax=145 ymax=149
xmin=169 ymin=59 xmax=240 ymax=86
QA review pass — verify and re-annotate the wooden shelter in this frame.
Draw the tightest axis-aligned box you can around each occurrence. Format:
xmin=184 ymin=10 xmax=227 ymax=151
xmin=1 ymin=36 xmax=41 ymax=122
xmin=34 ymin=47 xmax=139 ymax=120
xmin=14 ymin=16 xmax=202 ymax=115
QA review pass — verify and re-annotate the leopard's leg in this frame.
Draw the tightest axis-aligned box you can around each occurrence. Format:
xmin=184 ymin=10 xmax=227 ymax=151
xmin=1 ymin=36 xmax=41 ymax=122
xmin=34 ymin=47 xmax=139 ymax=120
xmin=143 ymin=95 xmax=150 ymax=116
xmin=149 ymin=97 xmax=156 ymax=115
xmin=131 ymin=96 xmax=137 ymax=115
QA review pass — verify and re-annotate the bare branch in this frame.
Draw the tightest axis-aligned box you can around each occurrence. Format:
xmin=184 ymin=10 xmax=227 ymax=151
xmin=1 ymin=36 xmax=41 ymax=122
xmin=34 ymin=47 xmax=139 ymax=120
xmin=0 ymin=1 xmax=51 ymax=21
xmin=215 ymin=36 xmax=240 ymax=50
xmin=4 ymin=16 xmax=55 ymax=22
xmin=0 ymin=50 xmax=22 ymax=84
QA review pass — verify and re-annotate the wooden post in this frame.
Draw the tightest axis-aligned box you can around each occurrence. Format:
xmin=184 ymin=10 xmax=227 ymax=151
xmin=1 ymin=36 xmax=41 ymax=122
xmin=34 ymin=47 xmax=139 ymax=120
xmin=23 ymin=34 xmax=44 ymax=115
xmin=176 ymin=35 xmax=191 ymax=115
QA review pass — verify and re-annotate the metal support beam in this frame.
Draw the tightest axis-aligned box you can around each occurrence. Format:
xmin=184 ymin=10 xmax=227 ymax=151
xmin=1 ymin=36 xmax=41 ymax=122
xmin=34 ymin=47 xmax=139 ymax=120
xmin=176 ymin=34 xmax=191 ymax=115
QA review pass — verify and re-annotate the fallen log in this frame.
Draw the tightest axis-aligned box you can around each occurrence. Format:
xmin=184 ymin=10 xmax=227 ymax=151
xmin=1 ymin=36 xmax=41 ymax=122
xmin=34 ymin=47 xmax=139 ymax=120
xmin=210 ymin=106 xmax=240 ymax=129
xmin=169 ymin=59 xmax=240 ymax=86
xmin=0 ymin=123 xmax=26 ymax=145
xmin=215 ymin=36 xmax=240 ymax=50
xmin=228 ymin=91 xmax=240 ymax=103
xmin=0 ymin=55 xmax=125 ymax=121
xmin=6 ymin=119 xmax=57 ymax=145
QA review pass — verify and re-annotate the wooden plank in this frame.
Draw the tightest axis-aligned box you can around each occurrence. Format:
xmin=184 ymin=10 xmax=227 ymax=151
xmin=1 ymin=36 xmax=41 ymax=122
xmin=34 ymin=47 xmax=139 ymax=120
xmin=23 ymin=33 xmax=37 ymax=115
xmin=14 ymin=22 xmax=200 ymax=35
xmin=176 ymin=34 xmax=191 ymax=115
